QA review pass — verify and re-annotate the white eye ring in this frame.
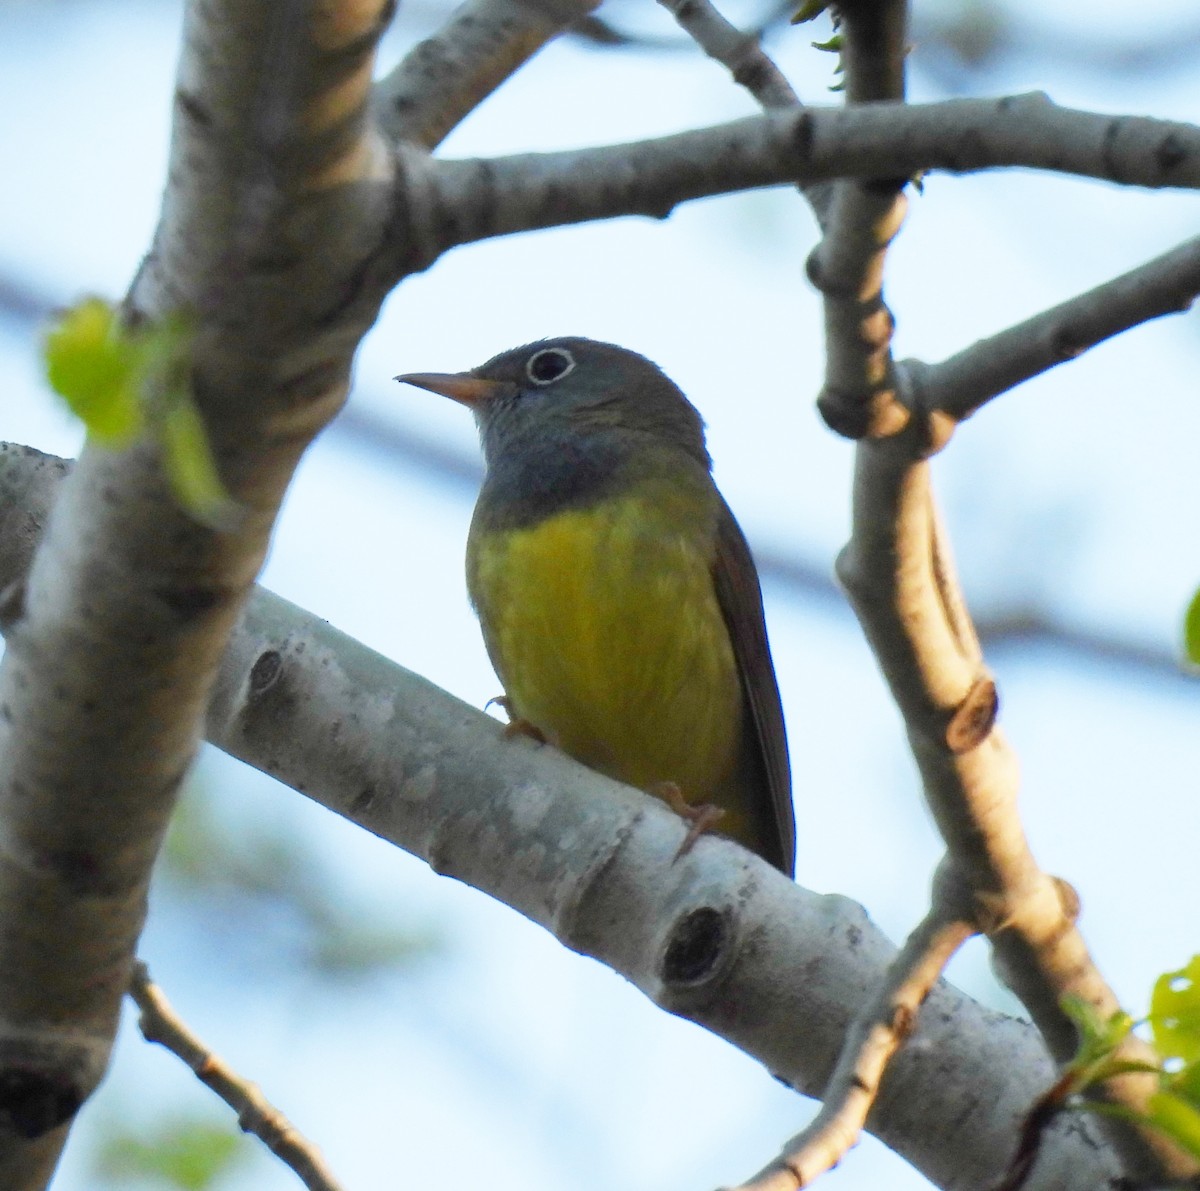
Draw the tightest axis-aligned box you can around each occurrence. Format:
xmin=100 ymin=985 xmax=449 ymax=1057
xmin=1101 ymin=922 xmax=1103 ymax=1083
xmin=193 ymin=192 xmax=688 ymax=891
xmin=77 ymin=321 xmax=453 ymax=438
xmin=525 ymin=347 xmax=576 ymax=386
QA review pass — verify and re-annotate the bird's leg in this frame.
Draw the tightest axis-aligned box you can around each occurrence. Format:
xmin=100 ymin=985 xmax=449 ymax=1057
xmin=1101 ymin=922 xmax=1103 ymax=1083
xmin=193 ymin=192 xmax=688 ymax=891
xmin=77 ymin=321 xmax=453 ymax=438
xmin=650 ymin=781 xmax=727 ymax=863
xmin=485 ymin=695 xmax=548 ymax=744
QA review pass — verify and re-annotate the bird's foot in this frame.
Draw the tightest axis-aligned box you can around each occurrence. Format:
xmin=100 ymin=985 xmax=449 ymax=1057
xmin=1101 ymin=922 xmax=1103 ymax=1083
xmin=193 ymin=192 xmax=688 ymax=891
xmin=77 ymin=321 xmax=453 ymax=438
xmin=650 ymin=781 xmax=726 ymax=863
xmin=485 ymin=695 xmax=548 ymax=744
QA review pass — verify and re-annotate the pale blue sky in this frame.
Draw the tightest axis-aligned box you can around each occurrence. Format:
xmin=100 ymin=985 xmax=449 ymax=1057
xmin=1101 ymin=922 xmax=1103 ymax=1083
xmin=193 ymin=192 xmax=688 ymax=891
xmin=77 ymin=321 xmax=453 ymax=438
xmin=2 ymin=1 xmax=1199 ymax=1188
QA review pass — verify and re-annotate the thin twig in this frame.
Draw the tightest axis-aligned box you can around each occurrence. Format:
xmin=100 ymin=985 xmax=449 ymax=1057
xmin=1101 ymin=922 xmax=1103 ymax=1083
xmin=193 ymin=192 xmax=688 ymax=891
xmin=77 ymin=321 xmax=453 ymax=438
xmin=653 ymin=0 xmax=833 ymax=224
xmin=129 ymin=963 xmax=346 ymax=1191
xmin=568 ymin=0 xmax=792 ymax=52
xmin=809 ymin=177 xmax=908 ymax=438
xmin=730 ymin=893 xmax=976 ymax=1190
xmin=908 ymin=235 xmax=1200 ymax=423
xmin=656 ymin=0 xmax=799 ymax=109
xmin=839 ymin=0 xmax=909 ymax=104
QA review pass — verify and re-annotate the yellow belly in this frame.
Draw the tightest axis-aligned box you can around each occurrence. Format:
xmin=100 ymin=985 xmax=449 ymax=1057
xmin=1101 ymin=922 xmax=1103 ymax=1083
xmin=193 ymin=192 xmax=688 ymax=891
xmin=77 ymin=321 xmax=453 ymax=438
xmin=468 ymin=493 xmax=741 ymax=801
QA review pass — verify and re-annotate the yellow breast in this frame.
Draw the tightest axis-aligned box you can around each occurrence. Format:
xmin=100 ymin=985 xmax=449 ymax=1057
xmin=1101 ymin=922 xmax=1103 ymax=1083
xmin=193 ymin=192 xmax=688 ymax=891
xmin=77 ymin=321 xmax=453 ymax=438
xmin=468 ymin=490 xmax=742 ymax=801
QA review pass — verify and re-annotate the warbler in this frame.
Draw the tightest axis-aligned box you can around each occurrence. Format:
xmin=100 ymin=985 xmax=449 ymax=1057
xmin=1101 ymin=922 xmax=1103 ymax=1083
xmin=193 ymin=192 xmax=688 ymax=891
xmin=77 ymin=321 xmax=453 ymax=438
xmin=398 ymin=338 xmax=795 ymax=876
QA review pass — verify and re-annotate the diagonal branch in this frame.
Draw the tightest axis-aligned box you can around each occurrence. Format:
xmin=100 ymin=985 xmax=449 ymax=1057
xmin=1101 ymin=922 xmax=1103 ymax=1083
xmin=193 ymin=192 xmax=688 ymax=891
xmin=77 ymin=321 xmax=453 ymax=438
xmin=375 ymin=0 xmax=601 ymax=150
xmin=130 ymin=963 xmax=345 ymax=1191
xmin=908 ymin=235 xmax=1200 ymax=422
xmin=655 ymin=0 xmax=801 ymax=111
xmin=654 ymin=0 xmax=834 ymax=226
xmin=396 ymin=96 xmax=1200 ymax=267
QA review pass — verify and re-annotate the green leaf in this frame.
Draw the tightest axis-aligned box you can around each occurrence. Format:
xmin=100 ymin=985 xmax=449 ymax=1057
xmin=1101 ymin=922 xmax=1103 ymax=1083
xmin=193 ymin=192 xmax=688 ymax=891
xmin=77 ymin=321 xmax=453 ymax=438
xmin=44 ymin=299 xmax=240 ymax=529
xmin=1061 ymin=994 xmax=1103 ymax=1040
xmin=1151 ymin=957 xmax=1200 ymax=1066
xmin=43 ymin=298 xmax=144 ymax=444
xmin=1170 ymin=1060 xmax=1200 ymax=1105
xmin=790 ymin=0 xmax=831 ymax=24
xmin=158 ymin=395 xmax=243 ymax=533
xmin=1145 ymin=1090 xmax=1200 ymax=1161
xmin=1062 ymin=994 xmax=1134 ymax=1063
xmin=811 ymin=33 xmax=842 ymax=52
xmin=1185 ymin=588 xmax=1200 ymax=665
xmin=95 ymin=1117 xmax=246 ymax=1190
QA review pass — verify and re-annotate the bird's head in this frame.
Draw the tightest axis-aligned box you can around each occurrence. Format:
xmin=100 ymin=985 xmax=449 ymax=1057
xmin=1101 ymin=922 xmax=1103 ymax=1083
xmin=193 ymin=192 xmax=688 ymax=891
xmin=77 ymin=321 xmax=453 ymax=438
xmin=397 ymin=337 xmax=711 ymax=471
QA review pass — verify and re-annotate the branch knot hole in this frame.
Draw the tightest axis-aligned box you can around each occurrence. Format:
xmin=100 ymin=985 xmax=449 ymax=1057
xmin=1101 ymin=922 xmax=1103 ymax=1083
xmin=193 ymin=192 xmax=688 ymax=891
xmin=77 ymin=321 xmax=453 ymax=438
xmin=249 ymin=649 xmax=284 ymax=696
xmin=661 ymin=906 xmax=730 ymax=988
xmin=0 ymin=1068 xmax=84 ymax=1138
xmin=1156 ymin=131 xmax=1187 ymax=174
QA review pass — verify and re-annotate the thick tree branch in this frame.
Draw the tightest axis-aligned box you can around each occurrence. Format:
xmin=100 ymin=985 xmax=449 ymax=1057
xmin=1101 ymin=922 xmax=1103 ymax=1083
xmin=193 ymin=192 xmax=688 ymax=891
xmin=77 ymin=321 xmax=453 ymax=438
xmin=909 ymin=235 xmax=1200 ymax=422
xmin=374 ymin=0 xmax=601 ymax=150
xmin=0 ymin=3 xmax=397 ymax=1187
xmin=0 ymin=444 xmax=1123 ymax=1191
xmin=399 ymin=95 xmax=1200 ymax=264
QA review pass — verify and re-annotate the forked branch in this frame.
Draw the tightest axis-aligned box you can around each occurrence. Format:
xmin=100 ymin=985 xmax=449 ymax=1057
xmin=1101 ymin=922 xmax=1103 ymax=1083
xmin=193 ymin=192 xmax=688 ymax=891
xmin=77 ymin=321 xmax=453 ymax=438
xmin=731 ymin=882 xmax=976 ymax=1190
xmin=837 ymin=413 xmax=1194 ymax=1182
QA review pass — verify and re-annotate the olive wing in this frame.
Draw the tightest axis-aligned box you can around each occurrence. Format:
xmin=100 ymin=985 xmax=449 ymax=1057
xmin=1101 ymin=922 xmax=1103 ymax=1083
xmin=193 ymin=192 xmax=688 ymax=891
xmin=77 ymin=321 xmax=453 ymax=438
xmin=711 ymin=500 xmax=796 ymax=876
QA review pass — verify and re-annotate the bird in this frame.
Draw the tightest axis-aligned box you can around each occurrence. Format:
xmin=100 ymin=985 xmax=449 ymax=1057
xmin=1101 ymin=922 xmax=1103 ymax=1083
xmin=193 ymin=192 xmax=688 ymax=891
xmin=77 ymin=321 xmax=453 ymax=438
xmin=397 ymin=337 xmax=795 ymax=876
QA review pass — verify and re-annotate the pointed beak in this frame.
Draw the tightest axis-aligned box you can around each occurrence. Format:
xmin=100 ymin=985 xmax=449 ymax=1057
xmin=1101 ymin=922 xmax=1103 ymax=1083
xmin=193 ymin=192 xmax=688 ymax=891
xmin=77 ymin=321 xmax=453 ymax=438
xmin=395 ymin=371 xmax=517 ymax=408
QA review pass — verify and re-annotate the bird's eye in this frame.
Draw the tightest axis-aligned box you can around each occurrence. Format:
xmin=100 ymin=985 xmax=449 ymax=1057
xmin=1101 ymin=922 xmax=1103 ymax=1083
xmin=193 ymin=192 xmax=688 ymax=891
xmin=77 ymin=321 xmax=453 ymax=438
xmin=525 ymin=347 xmax=576 ymax=386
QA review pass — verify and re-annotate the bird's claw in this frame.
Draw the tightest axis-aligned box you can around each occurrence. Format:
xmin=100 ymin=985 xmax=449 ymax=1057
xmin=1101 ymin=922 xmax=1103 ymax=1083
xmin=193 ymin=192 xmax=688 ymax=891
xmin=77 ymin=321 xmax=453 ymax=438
xmin=650 ymin=780 xmax=727 ymax=863
xmin=486 ymin=695 xmax=547 ymax=744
